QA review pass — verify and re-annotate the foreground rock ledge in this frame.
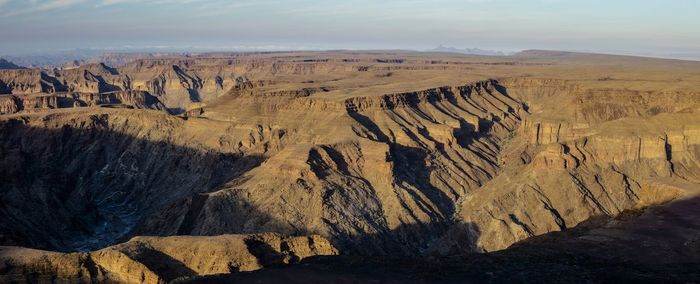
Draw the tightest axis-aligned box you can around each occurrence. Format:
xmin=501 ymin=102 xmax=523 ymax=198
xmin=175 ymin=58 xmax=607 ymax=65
xmin=0 ymin=233 xmax=338 ymax=283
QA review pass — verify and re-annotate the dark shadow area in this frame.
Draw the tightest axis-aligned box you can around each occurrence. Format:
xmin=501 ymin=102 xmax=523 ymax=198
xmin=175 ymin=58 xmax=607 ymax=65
xmin=0 ymin=118 xmax=264 ymax=252
xmin=348 ymin=106 xmax=457 ymax=218
xmin=341 ymin=95 xmax=507 ymax=256
xmin=128 ymin=245 xmax=198 ymax=282
xmin=389 ymin=144 xmax=454 ymax=222
xmin=96 ymin=77 xmax=123 ymax=93
xmin=176 ymin=194 xmax=209 ymax=235
xmin=344 ymin=107 xmax=462 ymax=254
xmin=665 ymin=139 xmax=675 ymax=173
xmin=452 ymin=118 xmax=477 ymax=148
xmin=188 ymin=222 xmax=480 ymax=284
xmin=40 ymin=71 xmax=68 ymax=92
xmin=188 ymin=196 xmax=700 ymax=283
xmin=187 ymin=89 xmax=202 ymax=103
xmin=346 ymin=109 xmax=389 ymax=142
xmin=0 ymin=81 xmax=10 ymax=94
xmin=339 ymin=220 xmax=470 ymax=257
xmin=168 ymin=107 xmax=186 ymax=115
xmin=491 ymin=79 xmax=529 ymax=113
xmin=172 ymin=65 xmax=203 ymax=103
xmin=99 ymin=63 xmax=119 ymax=75
xmin=244 ymin=237 xmax=300 ymax=267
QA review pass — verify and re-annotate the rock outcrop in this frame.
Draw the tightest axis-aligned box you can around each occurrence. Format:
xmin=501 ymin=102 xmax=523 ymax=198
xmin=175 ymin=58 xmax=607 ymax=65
xmin=0 ymin=91 xmax=165 ymax=114
xmin=1 ymin=51 xmax=700 ymax=281
xmin=0 ymin=233 xmax=337 ymax=283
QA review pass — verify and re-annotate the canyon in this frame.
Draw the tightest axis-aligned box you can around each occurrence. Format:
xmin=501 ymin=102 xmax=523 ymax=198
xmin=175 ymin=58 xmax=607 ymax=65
xmin=1 ymin=50 xmax=700 ymax=282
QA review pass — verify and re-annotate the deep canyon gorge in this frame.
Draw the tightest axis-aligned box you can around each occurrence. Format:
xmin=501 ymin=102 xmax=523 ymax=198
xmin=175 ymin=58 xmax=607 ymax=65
xmin=1 ymin=50 xmax=700 ymax=283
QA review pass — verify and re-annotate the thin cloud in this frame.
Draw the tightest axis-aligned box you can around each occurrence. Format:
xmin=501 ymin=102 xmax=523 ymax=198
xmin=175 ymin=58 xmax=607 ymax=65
xmin=1 ymin=0 xmax=212 ymax=15
xmin=2 ymin=0 xmax=88 ymax=17
xmin=99 ymin=0 xmax=137 ymax=6
xmin=100 ymin=0 xmax=211 ymax=6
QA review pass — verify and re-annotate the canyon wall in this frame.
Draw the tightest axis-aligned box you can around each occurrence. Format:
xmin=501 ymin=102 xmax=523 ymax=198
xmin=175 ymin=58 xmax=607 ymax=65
xmin=1 ymin=52 xmax=699 ymax=281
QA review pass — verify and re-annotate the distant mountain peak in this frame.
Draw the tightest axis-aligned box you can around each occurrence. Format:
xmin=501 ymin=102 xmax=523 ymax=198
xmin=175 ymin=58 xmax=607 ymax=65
xmin=0 ymin=58 xmax=23 ymax=69
xmin=427 ymin=45 xmax=508 ymax=56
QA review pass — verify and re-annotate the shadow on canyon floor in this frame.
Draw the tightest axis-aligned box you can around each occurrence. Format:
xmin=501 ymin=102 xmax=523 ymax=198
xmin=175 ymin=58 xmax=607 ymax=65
xmin=189 ymin=196 xmax=700 ymax=283
xmin=176 ymin=221 xmax=479 ymax=283
xmin=0 ymin=116 xmax=468 ymax=258
xmin=0 ymin=118 xmax=264 ymax=251
xmin=2 ymin=111 xmax=700 ymax=282
xmin=130 ymin=246 xmax=199 ymax=282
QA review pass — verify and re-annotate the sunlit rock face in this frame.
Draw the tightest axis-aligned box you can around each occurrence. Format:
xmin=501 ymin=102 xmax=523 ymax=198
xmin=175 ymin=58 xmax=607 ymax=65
xmin=0 ymin=233 xmax=338 ymax=283
xmin=1 ymin=51 xmax=700 ymax=281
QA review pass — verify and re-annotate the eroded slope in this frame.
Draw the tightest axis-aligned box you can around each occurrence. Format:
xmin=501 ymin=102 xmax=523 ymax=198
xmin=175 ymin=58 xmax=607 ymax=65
xmin=1 ymin=51 xmax=700 ymax=281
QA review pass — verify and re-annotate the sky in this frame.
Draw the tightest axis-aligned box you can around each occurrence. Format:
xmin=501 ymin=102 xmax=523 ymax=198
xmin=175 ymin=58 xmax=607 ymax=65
xmin=0 ymin=0 xmax=699 ymax=58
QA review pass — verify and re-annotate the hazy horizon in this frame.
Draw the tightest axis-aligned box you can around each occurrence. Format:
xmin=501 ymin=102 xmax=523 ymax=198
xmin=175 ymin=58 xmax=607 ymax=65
xmin=1 ymin=0 xmax=699 ymax=60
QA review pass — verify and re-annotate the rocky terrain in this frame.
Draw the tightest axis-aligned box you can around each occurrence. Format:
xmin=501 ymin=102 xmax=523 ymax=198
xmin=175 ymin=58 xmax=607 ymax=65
xmin=0 ymin=233 xmax=337 ymax=283
xmin=0 ymin=59 xmax=23 ymax=70
xmin=1 ymin=50 xmax=700 ymax=282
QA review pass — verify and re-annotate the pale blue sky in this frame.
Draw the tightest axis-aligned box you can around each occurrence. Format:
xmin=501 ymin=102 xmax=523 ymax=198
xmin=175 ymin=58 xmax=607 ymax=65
xmin=1 ymin=0 xmax=698 ymax=57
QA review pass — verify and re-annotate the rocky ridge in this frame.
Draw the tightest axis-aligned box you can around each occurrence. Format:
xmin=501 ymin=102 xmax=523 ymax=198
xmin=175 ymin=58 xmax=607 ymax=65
xmin=0 ymin=59 xmax=23 ymax=70
xmin=0 ymin=233 xmax=337 ymax=283
xmin=1 ymin=51 xmax=699 ymax=281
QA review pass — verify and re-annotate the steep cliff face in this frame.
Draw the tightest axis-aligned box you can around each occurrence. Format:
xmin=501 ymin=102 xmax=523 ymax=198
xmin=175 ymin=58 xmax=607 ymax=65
xmin=66 ymin=91 xmax=166 ymax=109
xmin=127 ymin=64 xmax=233 ymax=113
xmin=0 ymin=91 xmax=165 ymax=114
xmin=0 ymin=95 xmax=21 ymax=114
xmin=1 ymin=52 xmax=700 ymax=281
xmin=0 ymin=69 xmax=61 ymax=94
xmin=4 ymin=55 xmax=470 ymax=115
xmin=434 ymin=79 xmax=700 ymax=253
xmin=0 ymin=110 xmax=267 ymax=251
xmin=56 ymin=63 xmax=127 ymax=94
xmin=0 ymin=60 xmax=240 ymax=114
xmin=130 ymin=80 xmax=528 ymax=255
xmin=191 ymin=80 xmax=700 ymax=256
xmin=2 ymin=77 xmax=698 ymax=256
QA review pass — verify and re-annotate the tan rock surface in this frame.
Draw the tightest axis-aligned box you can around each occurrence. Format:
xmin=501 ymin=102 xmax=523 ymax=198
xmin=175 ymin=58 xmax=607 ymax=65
xmin=1 ymin=50 xmax=699 ymax=280
xmin=0 ymin=233 xmax=337 ymax=283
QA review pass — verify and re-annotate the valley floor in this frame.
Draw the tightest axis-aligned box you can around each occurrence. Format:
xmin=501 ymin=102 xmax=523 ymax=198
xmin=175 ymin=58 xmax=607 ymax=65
xmin=194 ymin=191 xmax=700 ymax=283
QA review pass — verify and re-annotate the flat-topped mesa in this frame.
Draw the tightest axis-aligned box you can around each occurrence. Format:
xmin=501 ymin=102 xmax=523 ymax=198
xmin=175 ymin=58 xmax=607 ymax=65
xmin=0 ymin=61 xmax=233 ymax=114
xmin=120 ymin=58 xmax=235 ymax=71
xmin=4 ymin=58 xmax=533 ymax=116
xmin=2 ymin=61 xmax=239 ymax=114
xmin=118 ymin=57 xmax=357 ymax=75
xmin=69 ymin=91 xmax=166 ymax=109
xmin=268 ymin=80 xmax=526 ymax=116
xmin=0 ymin=91 xmax=165 ymax=114
xmin=55 ymin=63 xmax=128 ymax=94
xmin=122 ymin=62 xmax=242 ymax=113
xmin=0 ymin=69 xmax=62 ymax=94
xmin=515 ymin=90 xmax=700 ymax=146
